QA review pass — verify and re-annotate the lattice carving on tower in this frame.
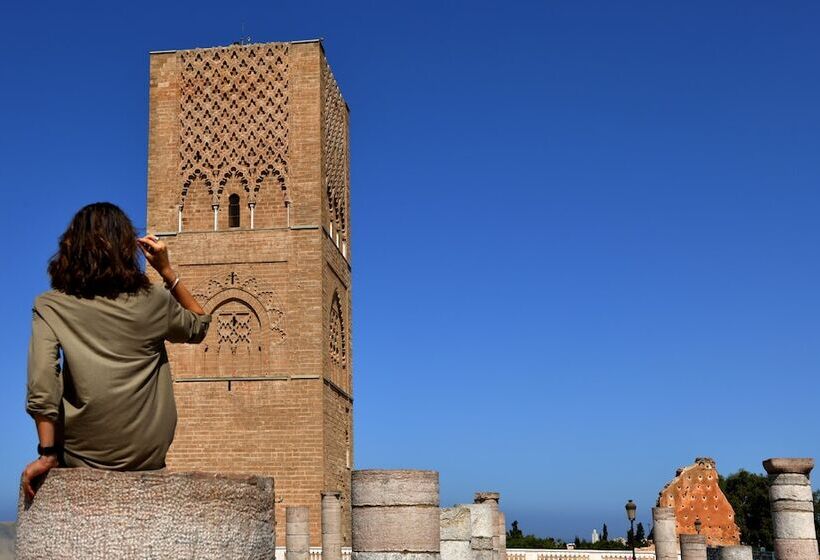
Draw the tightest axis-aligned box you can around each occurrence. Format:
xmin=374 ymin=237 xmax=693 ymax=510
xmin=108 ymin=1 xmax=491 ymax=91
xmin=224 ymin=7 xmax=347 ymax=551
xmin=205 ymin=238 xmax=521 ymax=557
xmin=193 ymin=271 xmax=286 ymax=344
xmin=178 ymin=43 xmax=289 ymax=211
xmin=323 ymin=58 xmax=348 ymax=249
xmin=329 ymin=290 xmax=346 ymax=373
xmin=217 ymin=311 xmax=253 ymax=353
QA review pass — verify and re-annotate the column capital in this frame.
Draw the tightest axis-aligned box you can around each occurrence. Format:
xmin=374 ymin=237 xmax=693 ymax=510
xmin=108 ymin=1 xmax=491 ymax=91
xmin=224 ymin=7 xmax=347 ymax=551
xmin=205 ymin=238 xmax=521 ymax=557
xmin=763 ymin=458 xmax=815 ymax=476
xmin=474 ymin=492 xmax=500 ymax=504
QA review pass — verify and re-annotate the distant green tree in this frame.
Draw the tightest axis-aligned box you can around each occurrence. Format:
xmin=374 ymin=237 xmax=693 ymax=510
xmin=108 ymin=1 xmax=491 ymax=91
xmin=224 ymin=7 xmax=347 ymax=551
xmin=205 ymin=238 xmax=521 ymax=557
xmin=506 ymin=521 xmax=564 ymax=549
xmin=627 ymin=527 xmax=634 ymax=549
xmin=635 ymin=522 xmax=646 ymax=546
xmin=814 ymin=490 xmax=820 ymax=545
xmin=719 ymin=469 xmax=773 ymax=549
xmin=574 ymin=537 xmax=582 ymax=548
xmin=601 ymin=523 xmax=609 ymax=542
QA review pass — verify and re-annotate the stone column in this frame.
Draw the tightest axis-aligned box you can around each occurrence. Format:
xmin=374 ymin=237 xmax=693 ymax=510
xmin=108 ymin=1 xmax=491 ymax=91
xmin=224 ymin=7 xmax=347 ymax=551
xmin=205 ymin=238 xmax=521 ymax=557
xmin=352 ymin=470 xmax=440 ymax=560
xmin=474 ymin=492 xmax=500 ymax=560
xmin=718 ymin=545 xmax=753 ymax=560
xmin=322 ymin=491 xmax=343 ymax=560
xmin=763 ymin=457 xmax=818 ymax=560
xmin=497 ymin=511 xmax=506 ymax=560
xmin=652 ymin=507 xmax=677 ymax=560
xmin=287 ymin=507 xmax=310 ymax=560
xmin=16 ymin=468 xmax=275 ymax=560
xmin=466 ymin=503 xmax=496 ymax=560
xmin=679 ymin=534 xmax=707 ymax=560
xmin=441 ymin=506 xmax=472 ymax=560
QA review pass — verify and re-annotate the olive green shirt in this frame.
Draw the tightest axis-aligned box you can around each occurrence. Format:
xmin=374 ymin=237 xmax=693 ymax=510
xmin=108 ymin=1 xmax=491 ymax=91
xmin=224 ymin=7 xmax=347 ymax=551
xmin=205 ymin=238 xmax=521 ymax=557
xmin=26 ymin=284 xmax=211 ymax=470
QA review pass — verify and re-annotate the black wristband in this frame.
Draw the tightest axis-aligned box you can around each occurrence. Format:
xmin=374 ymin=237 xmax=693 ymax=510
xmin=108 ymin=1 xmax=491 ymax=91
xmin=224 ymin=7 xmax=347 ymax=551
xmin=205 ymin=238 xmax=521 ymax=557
xmin=37 ymin=444 xmax=62 ymax=457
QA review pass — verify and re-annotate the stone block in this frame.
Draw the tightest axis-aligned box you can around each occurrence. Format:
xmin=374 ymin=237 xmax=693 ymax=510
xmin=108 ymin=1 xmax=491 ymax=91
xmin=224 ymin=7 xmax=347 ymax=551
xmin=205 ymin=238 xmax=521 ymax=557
xmin=679 ymin=534 xmax=707 ymax=560
xmin=718 ymin=545 xmax=753 ymax=560
xmin=467 ymin=504 xmax=496 ymax=538
xmin=352 ymin=470 xmax=440 ymax=557
xmin=352 ymin=506 xmax=440 ymax=552
xmin=16 ymin=468 xmax=274 ymax=560
xmin=441 ymin=507 xmax=472 ymax=541
xmin=441 ymin=541 xmax=472 ymax=560
xmin=353 ymin=553 xmax=440 ymax=560
xmin=352 ymin=470 xmax=439 ymax=507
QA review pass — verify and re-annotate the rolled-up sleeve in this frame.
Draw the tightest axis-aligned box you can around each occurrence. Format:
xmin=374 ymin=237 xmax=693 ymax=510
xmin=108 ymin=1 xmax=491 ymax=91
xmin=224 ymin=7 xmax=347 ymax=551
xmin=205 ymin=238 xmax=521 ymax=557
xmin=26 ymin=305 xmax=63 ymax=421
xmin=165 ymin=290 xmax=211 ymax=344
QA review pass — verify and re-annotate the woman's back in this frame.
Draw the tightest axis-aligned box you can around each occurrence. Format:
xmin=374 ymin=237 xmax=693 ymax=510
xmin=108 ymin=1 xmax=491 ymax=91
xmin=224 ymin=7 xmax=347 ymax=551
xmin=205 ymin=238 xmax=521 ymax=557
xmin=28 ymin=284 xmax=210 ymax=470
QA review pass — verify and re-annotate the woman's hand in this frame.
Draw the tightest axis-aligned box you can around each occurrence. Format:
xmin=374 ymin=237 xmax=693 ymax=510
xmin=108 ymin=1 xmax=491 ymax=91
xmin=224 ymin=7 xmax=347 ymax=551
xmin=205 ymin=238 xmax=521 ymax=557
xmin=138 ymin=235 xmax=175 ymax=282
xmin=21 ymin=455 xmax=59 ymax=500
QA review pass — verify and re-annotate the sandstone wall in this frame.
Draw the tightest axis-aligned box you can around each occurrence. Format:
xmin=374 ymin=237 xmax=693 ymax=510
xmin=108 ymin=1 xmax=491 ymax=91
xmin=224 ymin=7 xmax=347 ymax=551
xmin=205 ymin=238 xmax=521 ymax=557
xmin=657 ymin=457 xmax=740 ymax=546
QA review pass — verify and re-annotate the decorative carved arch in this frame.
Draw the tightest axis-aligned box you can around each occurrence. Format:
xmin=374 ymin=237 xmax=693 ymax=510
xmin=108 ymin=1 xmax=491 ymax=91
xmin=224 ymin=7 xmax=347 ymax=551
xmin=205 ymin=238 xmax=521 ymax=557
xmin=216 ymin=167 xmax=248 ymax=206
xmin=329 ymin=290 xmax=346 ymax=370
xmin=249 ymin=165 xmax=289 ymax=206
xmin=193 ymin=272 xmax=286 ymax=345
xmin=180 ymin=168 xmax=212 ymax=207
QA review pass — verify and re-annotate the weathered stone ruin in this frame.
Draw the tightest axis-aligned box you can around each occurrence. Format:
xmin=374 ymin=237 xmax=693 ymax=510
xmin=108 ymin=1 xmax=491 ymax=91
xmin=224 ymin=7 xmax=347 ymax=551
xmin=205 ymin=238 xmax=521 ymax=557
xmin=352 ymin=470 xmax=441 ymax=560
xmin=441 ymin=506 xmax=472 ymax=560
xmin=652 ymin=506 xmax=678 ymax=560
xmin=473 ymin=493 xmax=505 ymax=560
xmin=679 ymin=534 xmax=707 ymax=560
xmin=322 ymin=491 xmax=344 ymax=560
xmin=287 ymin=507 xmax=311 ymax=560
xmin=763 ymin=457 xmax=818 ymax=560
xmin=15 ymin=468 xmax=274 ymax=559
xmin=466 ymin=501 xmax=496 ymax=560
xmin=717 ymin=545 xmax=753 ymax=560
xmin=657 ymin=457 xmax=741 ymax=546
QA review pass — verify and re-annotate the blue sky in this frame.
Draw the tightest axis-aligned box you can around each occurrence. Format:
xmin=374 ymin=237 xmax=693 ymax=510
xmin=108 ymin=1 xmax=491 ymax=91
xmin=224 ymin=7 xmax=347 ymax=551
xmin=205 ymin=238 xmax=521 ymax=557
xmin=1 ymin=0 xmax=819 ymax=539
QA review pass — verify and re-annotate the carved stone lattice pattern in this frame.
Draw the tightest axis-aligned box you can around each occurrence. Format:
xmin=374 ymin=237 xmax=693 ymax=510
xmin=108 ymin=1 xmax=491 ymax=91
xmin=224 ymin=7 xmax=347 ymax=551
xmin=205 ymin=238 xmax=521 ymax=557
xmin=193 ymin=271 xmax=285 ymax=343
xmin=178 ymin=43 xmax=289 ymax=207
xmin=323 ymin=58 xmax=348 ymax=245
xmin=217 ymin=312 xmax=252 ymax=353
xmin=329 ymin=291 xmax=346 ymax=369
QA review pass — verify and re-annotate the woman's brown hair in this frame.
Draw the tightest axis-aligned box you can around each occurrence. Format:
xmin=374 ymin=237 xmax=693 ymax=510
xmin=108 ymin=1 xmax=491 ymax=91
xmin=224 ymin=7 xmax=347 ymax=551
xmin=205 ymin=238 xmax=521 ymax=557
xmin=48 ymin=202 xmax=150 ymax=299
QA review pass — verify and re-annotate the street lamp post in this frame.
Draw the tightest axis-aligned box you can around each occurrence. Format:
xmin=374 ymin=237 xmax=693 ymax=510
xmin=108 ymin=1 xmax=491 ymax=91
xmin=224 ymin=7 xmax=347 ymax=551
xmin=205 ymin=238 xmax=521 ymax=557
xmin=625 ymin=500 xmax=637 ymax=560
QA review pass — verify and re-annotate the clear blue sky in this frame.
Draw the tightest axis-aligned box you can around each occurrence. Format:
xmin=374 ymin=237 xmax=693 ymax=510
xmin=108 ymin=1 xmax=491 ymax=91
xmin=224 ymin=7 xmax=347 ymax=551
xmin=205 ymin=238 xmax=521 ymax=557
xmin=1 ymin=0 xmax=818 ymax=540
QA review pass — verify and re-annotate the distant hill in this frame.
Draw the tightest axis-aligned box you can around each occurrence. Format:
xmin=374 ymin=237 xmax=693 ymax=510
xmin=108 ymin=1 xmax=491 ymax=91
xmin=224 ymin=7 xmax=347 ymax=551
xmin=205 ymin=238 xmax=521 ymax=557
xmin=0 ymin=522 xmax=14 ymax=560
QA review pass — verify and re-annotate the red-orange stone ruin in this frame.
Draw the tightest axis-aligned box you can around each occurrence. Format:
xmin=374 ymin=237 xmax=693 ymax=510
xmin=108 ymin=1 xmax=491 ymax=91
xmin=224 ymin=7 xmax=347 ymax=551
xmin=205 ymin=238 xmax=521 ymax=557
xmin=657 ymin=457 xmax=741 ymax=546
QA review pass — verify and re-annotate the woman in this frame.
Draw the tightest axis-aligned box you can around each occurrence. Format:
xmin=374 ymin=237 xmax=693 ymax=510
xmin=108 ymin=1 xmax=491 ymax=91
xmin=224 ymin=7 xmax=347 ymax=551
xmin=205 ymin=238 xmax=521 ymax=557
xmin=22 ymin=202 xmax=210 ymax=498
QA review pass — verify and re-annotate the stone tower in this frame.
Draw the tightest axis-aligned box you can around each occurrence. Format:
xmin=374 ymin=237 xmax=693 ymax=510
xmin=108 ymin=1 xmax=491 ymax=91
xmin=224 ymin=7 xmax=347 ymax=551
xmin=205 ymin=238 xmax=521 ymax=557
xmin=146 ymin=40 xmax=352 ymax=546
